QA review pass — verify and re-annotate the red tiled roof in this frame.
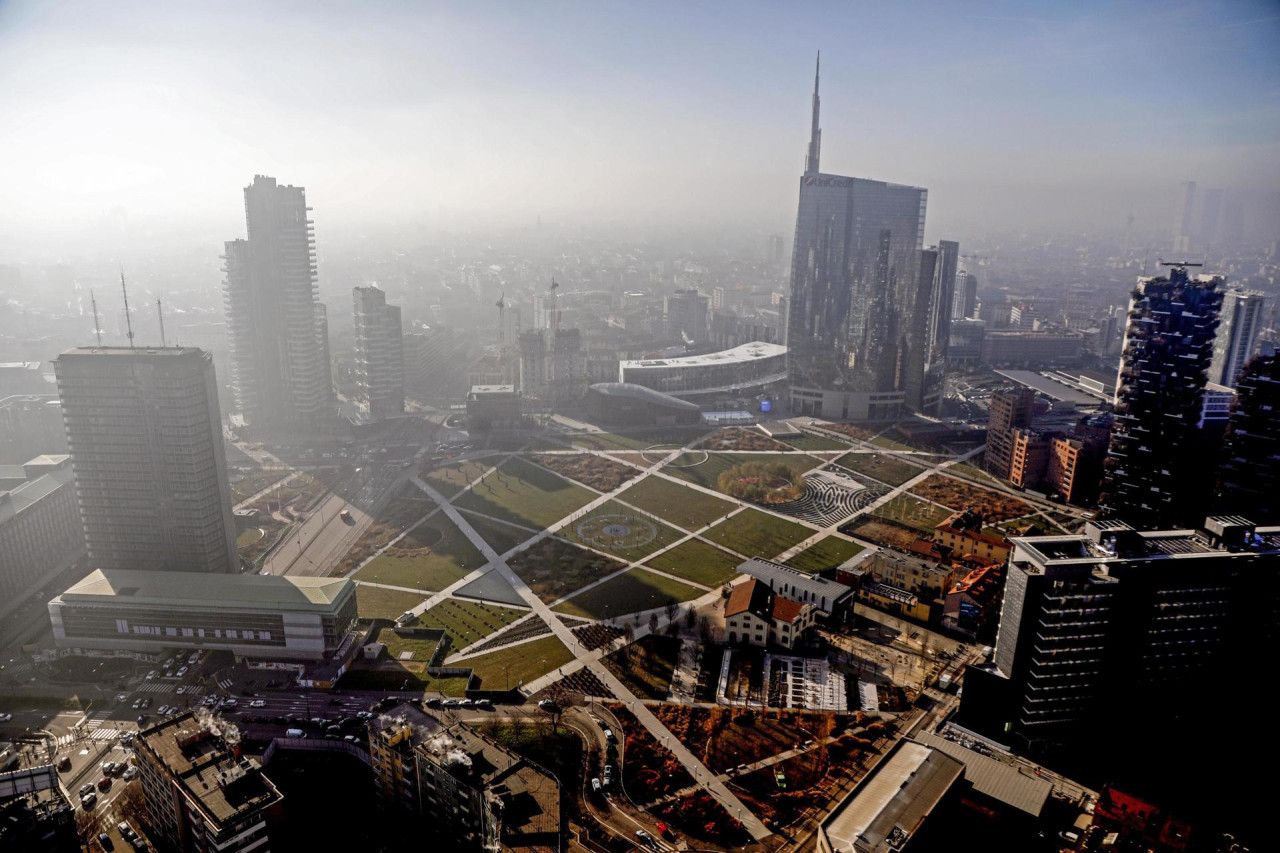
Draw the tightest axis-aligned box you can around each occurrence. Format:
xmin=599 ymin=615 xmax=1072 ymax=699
xmin=771 ymin=597 xmax=806 ymax=624
xmin=725 ymin=579 xmax=761 ymax=618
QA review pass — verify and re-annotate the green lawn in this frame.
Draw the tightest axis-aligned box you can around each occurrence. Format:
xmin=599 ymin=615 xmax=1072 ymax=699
xmin=456 ymin=635 xmax=575 ymax=691
xmin=644 ymin=538 xmax=742 ymax=586
xmin=554 ymin=568 xmax=705 ymax=620
xmin=559 ymin=500 xmax=684 ymax=561
xmin=702 ymin=508 xmax=814 ymax=559
xmin=871 ymin=494 xmax=952 ymax=531
xmin=417 ymin=599 xmax=526 ymax=647
xmin=836 ymin=452 xmax=926 ymax=487
xmin=354 ymin=515 xmax=486 ymax=591
xmin=423 ymin=459 xmax=492 ymax=496
xmin=454 ymin=456 xmax=594 ymax=529
xmin=376 ymin=628 xmax=445 ymax=663
xmin=781 ymin=432 xmax=852 ymax=451
xmin=616 ymin=476 xmax=736 ymax=531
xmin=355 ymin=585 xmax=429 ymax=621
xmin=784 ymin=536 xmax=865 ymax=573
xmin=509 ymin=537 xmax=628 ymax=603
xmin=665 ymin=452 xmax=821 ymax=491
xmin=458 ymin=511 xmax=535 ymax=555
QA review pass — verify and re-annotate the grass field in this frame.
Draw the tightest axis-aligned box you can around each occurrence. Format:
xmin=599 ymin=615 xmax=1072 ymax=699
xmin=784 ymin=536 xmax=865 ymax=573
xmin=508 ymin=537 xmax=627 ymax=603
xmin=458 ymin=634 xmax=574 ymax=691
xmin=355 ymin=585 xmax=428 ymax=621
xmin=458 ymin=511 xmax=535 ymax=555
xmin=643 ymin=538 xmax=742 ymax=586
xmin=559 ymin=500 xmax=684 ymax=561
xmin=353 ymin=514 xmax=486 ymax=590
xmin=702 ymin=508 xmax=814 ymax=559
xmin=871 ymin=494 xmax=952 ymax=531
xmin=422 ymin=459 xmax=492 ymax=496
xmin=616 ymin=476 xmax=736 ymax=531
xmin=417 ymin=599 xmax=525 ymax=647
xmin=836 ymin=452 xmax=925 ymax=486
xmin=781 ymin=432 xmax=852 ymax=451
xmin=454 ymin=456 xmax=594 ymax=529
xmin=375 ymin=627 xmax=444 ymax=663
xmin=554 ymin=569 xmax=704 ymax=620
xmin=666 ymin=452 xmax=821 ymax=491
xmin=604 ymin=634 xmax=681 ymax=700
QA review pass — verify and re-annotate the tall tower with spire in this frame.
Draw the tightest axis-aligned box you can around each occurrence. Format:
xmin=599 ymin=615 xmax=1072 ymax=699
xmin=785 ymin=55 xmax=934 ymax=421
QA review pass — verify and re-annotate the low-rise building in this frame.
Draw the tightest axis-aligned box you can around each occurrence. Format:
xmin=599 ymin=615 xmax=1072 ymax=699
xmin=724 ymin=578 xmax=816 ymax=648
xmin=942 ymin=563 xmax=1003 ymax=638
xmin=619 ymin=341 xmax=787 ymax=401
xmin=584 ymin=383 xmax=702 ymax=426
xmin=134 ymin=712 xmax=283 ymax=853
xmin=931 ymin=511 xmax=1011 ymax=564
xmin=466 ymin=385 xmax=522 ymax=431
xmin=49 ymin=569 xmax=358 ymax=661
xmin=736 ymin=558 xmax=853 ymax=618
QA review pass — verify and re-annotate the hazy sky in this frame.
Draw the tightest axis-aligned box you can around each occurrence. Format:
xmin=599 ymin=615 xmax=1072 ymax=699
xmin=2 ymin=0 xmax=1278 ymax=252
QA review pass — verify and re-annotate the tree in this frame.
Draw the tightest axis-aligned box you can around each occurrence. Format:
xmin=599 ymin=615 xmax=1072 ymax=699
xmin=665 ymin=600 xmax=679 ymax=623
xmin=76 ymin=809 xmax=105 ymax=850
xmin=116 ymin=779 xmax=146 ymax=827
xmin=648 ymin=612 xmax=660 ymax=635
xmin=684 ymin=606 xmax=697 ymax=632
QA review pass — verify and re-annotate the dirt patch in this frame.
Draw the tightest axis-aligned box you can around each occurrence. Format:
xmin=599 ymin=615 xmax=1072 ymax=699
xmin=819 ymin=423 xmax=877 ymax=442
xmin=532 ymin=453 xmax=639 ymax=492
xmin=695 ymin=427 xmax=788 ymax=451
xmin=909 ymin=473 xmax=1032 ymax=521
xmin=842 ymin=516 xmax=925 ymax=551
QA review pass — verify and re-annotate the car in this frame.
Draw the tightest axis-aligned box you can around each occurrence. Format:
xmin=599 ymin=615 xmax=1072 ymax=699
xmin=97 ymin=776 xmax=112 ymax=791
xmin=355 ymin=710 xmax=374 ymax=720
xmin=98 ymin=832 xmax=114 ymax=850
xmin=79 ymin=783 xmax=96 ymax=797
xmin=344 ymin=735 xmax=358 ymax=743
xmin=118 ymin=821 xmax=136 ymax=840
xmin=139 ymin=698 xmax=151 ymax=709
xmin=0 ymin=712 xmax=11 ymax=723
xmin=220 ymin=699 xmax=238 ymax=708
xmin=458 ymin=699 xmax=474 ymax=708
xmin=177 ymin=666 xmax=189 ymax=677
xmin=56 ymin=755 xmax=72 ymax=772
xmin=122 ymin=765 xmax=139 ymax=781
xmin=310 ymin=717 xmax=325 ymax=725
xmin=655 ymin=821 xmax=675 ymax=841
xmin=339 ymin=509 xmax=353 ymax=523
xmin=132 ymin=699 xmax=143 ymax=709
xmin=175 ymin=686 xmax=188 ymax=695
xmin=250 ymin=700 xmax=266 ymax=708
xmin=80 ymin=790 xmax=98 ymax=808
xmin=442 ymin=698 xmax=461 ymax=708
xmin=602 ymin=727 xmax=616 ymax=742
xmin=537 ymin=699 xmax=558 ymax=711
xmin=187 ymin=653 xmax=199 ymax=665
xmin=474 ymin=698 xmax=492 ymax=709
xmin=635 ymin=830 xmax=658 ymax=850
xmin=591 ymin=778 xmax=601 ymax=792
xmin=136 ymin=715 xmax=147 ymax=724
xmin=120 ymin=732 xmax=135 ymax=746
xmin=116 ymin=694 xmax=128 ymax=703
xmin=326 ymin=725 xmax=342 ymax=735
xmin=145 ymin=670 xmax=156 ymax=680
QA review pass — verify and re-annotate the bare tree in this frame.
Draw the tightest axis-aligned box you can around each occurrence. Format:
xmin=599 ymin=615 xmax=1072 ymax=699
xmin=665 ymin=600 xmax=679 ymax=623
xmin=684 ymin=605 xmax=697 ymax=632
xmin=76 ymin=809 xmax=106 ymax=850
xmin=648 ymin=611 xmax=660 ymax=635
xmin=116 ymin=779 xmax=146 ymax=827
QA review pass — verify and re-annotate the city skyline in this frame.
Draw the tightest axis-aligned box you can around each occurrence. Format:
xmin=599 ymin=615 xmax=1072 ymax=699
xmin=2 ymin=1 xmax=1279 ymax=256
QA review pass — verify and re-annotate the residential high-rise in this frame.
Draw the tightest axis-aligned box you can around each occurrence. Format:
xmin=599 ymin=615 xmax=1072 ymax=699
xmin=1208 ymin=288 xmax=1265 ymax=387
xmin=959 ymin=517 xmax=1279 ymax=748
xmin=1102 ymin=265 xmax=1223 ymax=528
xmin=952 ymin=270 xmax=978 ymax=320
xmin=985 ymin=387 xmax=1037 ymax=479
xmin=222 ymin=175 xmax=333 ymax=430
xmin=53 ymin=347 xmax=238 ymax=574
xmin=664 ymin=288 xmax=710 ymax=343
xmin=352 ymin=285 xmax=405 ymax=420
xmin=1215 ymin=354 xmax=1280 ymax=521
xmin=786 ymin=56 xmax=929 ymax=421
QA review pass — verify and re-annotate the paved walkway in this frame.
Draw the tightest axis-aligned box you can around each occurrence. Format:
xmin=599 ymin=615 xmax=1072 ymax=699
xmin=413 ymin=476 xmax=771 ymax=841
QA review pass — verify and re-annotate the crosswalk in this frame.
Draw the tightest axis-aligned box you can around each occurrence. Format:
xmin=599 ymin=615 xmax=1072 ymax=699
xmin=215 ymin=677 xmax=233 ymax=691
xmin=134 ymin=682 xmax=177 ymax=695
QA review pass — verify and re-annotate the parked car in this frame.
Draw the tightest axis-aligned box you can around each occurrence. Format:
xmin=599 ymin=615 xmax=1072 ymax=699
xmin=98 ymin=832 xmax=114 ymax=850
xmin=591 ymin=778 xmax=601 ymax=793
xmin=177 ymin=666 xmax=189 ymax=677
xmin=78 ymin=783 xmax=95 ymax=798
xmin=56 ymin=755 xmax=71 ymax=772
xmin=80 ymin=791 xmax=97 ymax=809
xmin=122 ymin=765 xmax=139 ymax=781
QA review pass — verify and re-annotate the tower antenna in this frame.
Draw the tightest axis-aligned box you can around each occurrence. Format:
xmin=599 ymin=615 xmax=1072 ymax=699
xmin=120 ymin=268 xmax=135 ymax=348
xmin=90 ymin=290 xmax=103 ymax=348
xmin=157 ymin=297 xmax=167 ymax=347
xmin=805 ymin=51 xmax=821 ymax=175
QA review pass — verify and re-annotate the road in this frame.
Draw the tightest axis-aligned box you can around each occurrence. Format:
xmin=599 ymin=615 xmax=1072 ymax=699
xmin=262 ymin=492 xmax=370 ymax=577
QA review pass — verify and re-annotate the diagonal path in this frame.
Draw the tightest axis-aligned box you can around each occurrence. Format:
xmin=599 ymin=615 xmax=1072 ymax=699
xmin=413 ymin=476 xmax=771 ymax=841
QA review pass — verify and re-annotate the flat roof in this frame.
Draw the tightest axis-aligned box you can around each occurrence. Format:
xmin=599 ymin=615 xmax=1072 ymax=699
xmin=620 ymin=341 xmax=786 ymax=370
xmin=469 ymin=384 xmax=516 ymax=394
xmin=738 ymin=558 xmax=853 ymax=604
xmin=0 ymin=465 xmax=73 ymax=525
xmin=54 ymin=569 xmax=354 ymax=613
xmin=913 ymin=732 xmax=1051 ymax=817
xmin=821 ymin=740 xmax=963 ymax=853
xmin=994 ymin=370 xmax=1102 ymax=405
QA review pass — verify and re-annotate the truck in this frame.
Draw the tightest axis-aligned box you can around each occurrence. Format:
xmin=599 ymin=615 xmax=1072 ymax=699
xmin=938 ymin=673 xmax=953 ymax=691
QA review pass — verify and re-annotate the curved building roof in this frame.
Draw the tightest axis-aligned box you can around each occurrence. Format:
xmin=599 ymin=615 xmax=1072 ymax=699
xmin=619 ymin=341 xmax=786 ymax=370
xmin=587 ymin=383 xmax=700 ymax=411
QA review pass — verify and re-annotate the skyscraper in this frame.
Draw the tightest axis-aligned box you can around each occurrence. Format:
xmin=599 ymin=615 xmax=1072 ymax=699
xmin=786 ymin=56 xmax=930 ymax=421
xmin=53 ymin=347 xmax=238 ymax=574
xmin=352 ymin=285 xmax=405 ymax=420
xmin=907 ymin=240 xmax=958 ymax=414
xmin=1102 ymin=264 xmax=1223 ymax=528
xmin=1173 ymin=180 xmax=1196 ymax=254
xmin=951 ymin=270 xmax=978 ymax=321
xmin=664 ymin=288 xmax=710 ymax=343
xmin=223 ymin=176 xmax=333 ymax=430
xmin=1215 ymin=354 xmax=1280 ymax=521
xmin=1208 ymin=287 xmax=1265 ymax=387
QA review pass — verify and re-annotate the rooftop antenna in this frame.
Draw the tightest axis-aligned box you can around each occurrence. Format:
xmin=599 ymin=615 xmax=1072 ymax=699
xmin=120 ymin=268 xmax=135 ymax=348
xmin=157 ymin=297 xmax=167 ymax=347
xmin=90 ymin=290 xmax=103 ymax=348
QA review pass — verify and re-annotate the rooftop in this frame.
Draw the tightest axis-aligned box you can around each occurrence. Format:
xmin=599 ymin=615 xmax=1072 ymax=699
xmin=53 ymin=568 xmax=354 ymax=613
xmin=0 ymin=463 xmax=74 ymax=525
xmin=620 ymin=341 xmax=786 ymax=370
xmin=56 ymin=346 xmax=208 ymax=359
xmin=587 ymin=382 xmax=700 ymax=411
xmin=470 ymin=384 xmax=517 ymax=395
xmin=821 ymin=740 xmax=963 ymax=853
xmin=914 ymin=732 xmax=1051 ymax=817
xmin=1011 ymin=517 xmax=1280 ymax=569
xmin=738 ymin=558 xmax=853 ymax=607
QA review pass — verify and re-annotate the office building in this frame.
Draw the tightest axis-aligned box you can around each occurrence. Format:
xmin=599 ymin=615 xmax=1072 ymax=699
xmin=1102 ymin=265 xmax=1224 ymax=529
xmin=979 ymin=331 xmax=1083 ymax=367
xmin=49 ymin=569 xmax=358 ymax=660
xmin=903 ymin=244 xmax=956 ymax=414
xmin=619 ymin=341 xmax=787 ymax=401
xmin=1215 ymin=354 xmax=1279 ymax=521
xmin=352 ymin=285 xmax=405 ymax=420
xmin=0 ymin=361 xmax=49 ymax=398
xmin=664 ymin=288 xmax=710 ymax=343
xmin=786 ymin=57 xmax=929 ymax=421
xmin=952 ymin=270 xmax=978 ymax=321
xmin=134 ymin=712 xmax=283 ymax=853
xmin=54 ymin=347 xmax=238 ymax=574
xmin=222 ymin=175 xmax=333 ymax=430
xmin=1045 ymin=417 xmax=1111 ymax=505
xmin=960 ymin=517 xmax=1280 ymax=748
xmin=1208 ymin=288 xmax=1265 ymax=387
xmin=0 ymin=455 xmax=82 ymax=618
xmin=0 ymin=394 xmax=65 ymax=463
xmin=985 ymin=387 xmax=1037 ymax=479
xmin=466 ymin=385 xmax=522 ymax=431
